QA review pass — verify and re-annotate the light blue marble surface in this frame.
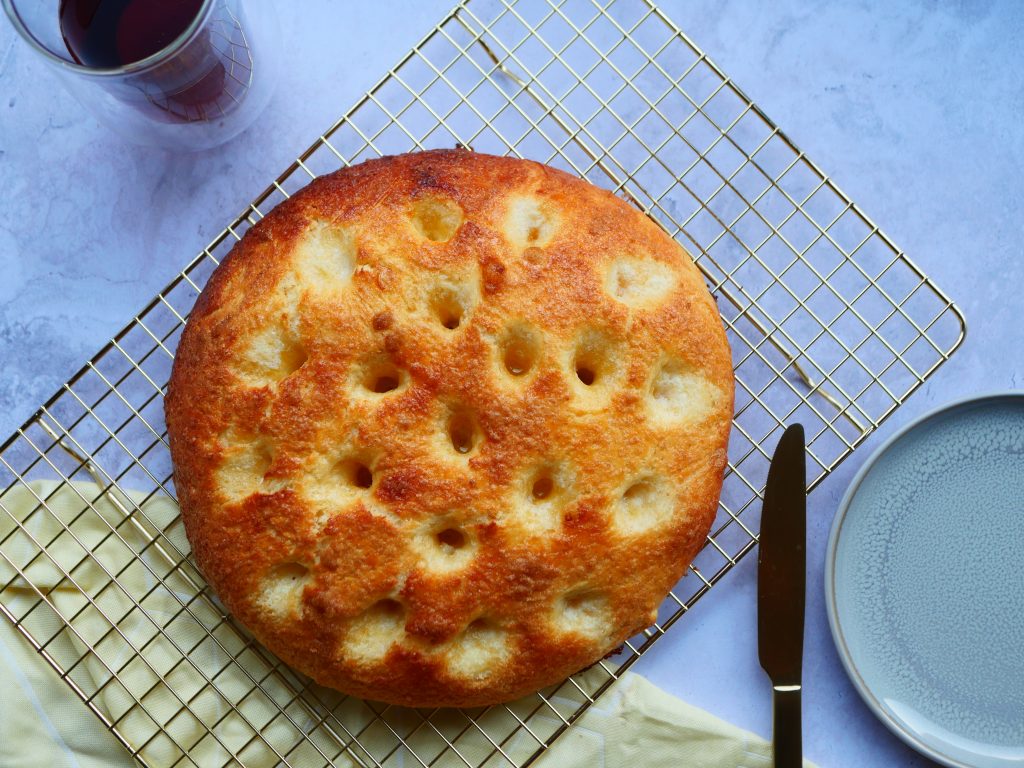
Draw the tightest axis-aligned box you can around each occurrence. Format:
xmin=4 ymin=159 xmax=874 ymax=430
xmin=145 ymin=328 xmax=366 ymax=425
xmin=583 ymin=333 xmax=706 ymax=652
xmin=1 ymin=1 xmax=1022 ymax=766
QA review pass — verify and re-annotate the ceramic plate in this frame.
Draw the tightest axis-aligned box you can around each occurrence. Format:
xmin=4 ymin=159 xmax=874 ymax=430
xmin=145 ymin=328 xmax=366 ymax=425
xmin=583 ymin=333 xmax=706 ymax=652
xmin=826 ymin=393 xmax=1024 ymax=768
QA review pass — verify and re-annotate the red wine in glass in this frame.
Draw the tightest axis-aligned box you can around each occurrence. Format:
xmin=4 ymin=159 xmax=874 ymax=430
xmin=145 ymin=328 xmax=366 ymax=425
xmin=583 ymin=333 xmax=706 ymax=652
xmin=59 ymin=0 xmax=245 ymax=123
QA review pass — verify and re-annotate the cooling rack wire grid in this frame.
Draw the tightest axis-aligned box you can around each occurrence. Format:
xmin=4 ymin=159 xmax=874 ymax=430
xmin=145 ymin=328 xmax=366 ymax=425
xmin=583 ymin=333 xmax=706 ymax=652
xmin=0 ymin=1 xmax=965 ymax=766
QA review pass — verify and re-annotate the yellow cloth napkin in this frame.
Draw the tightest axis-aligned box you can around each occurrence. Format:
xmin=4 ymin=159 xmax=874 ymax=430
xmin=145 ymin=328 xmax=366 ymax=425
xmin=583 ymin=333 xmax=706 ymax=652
xmin=0 ymin=481 xmax=815 ymax=767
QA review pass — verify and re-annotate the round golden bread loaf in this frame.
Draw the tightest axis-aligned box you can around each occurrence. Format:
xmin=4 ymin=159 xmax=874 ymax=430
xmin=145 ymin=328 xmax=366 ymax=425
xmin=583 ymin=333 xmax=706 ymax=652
xmin=165 ymin=149 xmax=733 ymax=708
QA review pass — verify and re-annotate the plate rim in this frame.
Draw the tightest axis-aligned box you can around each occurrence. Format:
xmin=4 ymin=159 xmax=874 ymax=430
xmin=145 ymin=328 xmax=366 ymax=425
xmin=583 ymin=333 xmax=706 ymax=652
xmin=824 ymin=390 xmax=1024 ymax=768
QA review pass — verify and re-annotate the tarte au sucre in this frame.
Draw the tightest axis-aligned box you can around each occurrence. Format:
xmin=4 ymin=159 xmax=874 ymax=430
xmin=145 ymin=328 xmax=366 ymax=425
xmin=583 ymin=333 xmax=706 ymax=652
xmin=165 ymin=149 xmax=733 ymax=708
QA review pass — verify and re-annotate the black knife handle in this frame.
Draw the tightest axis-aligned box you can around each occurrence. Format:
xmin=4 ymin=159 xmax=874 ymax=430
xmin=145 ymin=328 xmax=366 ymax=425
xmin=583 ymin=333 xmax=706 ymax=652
xmin=772 ymin=684 xmax=802 ymax=768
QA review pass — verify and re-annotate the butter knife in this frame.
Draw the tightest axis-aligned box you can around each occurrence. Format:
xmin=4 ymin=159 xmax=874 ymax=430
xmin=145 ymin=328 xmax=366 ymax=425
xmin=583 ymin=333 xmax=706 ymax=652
xmin=758 ymin=423 xmax=807 ymax=768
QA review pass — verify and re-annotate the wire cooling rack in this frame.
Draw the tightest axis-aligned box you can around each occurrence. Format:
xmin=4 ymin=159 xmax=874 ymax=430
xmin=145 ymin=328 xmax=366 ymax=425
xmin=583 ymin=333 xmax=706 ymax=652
xmin=0 ymin=1 xmax=965 ymax=766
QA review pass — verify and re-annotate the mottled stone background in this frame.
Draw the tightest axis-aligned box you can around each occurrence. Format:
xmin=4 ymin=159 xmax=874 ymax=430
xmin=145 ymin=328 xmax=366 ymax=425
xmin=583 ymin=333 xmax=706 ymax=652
xmin=1 ymin=2 xmax=1021 ymax=765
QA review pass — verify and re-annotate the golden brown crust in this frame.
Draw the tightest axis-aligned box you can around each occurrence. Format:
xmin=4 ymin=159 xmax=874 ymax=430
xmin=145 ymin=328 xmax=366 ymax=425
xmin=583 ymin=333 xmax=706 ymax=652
xmin=165 ymin=149 xmax=733 ymax=707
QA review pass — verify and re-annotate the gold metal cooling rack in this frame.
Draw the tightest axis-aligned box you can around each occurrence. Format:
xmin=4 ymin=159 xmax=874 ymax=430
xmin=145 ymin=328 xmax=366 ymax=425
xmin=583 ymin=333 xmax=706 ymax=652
xmin=0 ymin=1 xmax=965 ymax=766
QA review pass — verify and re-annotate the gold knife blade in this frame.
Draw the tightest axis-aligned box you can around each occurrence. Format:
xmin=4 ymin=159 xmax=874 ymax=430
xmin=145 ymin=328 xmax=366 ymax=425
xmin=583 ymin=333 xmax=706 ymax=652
xmin=757 ymin=423 xmax=806 ymax=768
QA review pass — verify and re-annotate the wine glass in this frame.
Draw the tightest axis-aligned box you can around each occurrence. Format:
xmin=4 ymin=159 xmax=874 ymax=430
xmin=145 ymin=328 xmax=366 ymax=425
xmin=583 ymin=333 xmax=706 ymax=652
xmin=2 ymin=0 xmax=279 ymax=151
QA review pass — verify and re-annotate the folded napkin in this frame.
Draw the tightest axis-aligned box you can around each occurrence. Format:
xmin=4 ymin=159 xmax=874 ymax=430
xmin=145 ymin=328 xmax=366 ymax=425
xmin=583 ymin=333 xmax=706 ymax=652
xmin=0 ymin=481 xmax=816 ymax=767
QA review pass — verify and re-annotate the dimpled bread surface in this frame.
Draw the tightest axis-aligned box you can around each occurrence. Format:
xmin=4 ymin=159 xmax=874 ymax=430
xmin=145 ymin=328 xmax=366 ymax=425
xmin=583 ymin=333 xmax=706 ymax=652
xmin=165 ymin=149 xmax=734 ymax=708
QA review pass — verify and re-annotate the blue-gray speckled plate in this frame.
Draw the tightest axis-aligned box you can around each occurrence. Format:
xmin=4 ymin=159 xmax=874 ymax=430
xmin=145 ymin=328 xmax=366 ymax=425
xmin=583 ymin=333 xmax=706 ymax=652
xmin=826 ymin=393 xmax=1024 ymax=768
